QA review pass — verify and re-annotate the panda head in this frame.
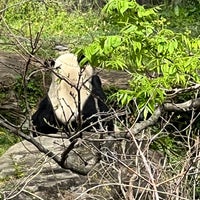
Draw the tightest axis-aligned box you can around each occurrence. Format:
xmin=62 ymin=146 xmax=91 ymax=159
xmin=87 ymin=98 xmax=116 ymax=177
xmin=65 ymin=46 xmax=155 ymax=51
xmin=48 ymin=53 xmax=94 ymax=125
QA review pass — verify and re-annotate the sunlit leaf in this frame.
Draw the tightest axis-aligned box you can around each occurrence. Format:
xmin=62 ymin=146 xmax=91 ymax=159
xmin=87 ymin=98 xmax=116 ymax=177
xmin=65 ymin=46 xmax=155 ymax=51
xmin=174 ymin=5 xmax=180 ymax=16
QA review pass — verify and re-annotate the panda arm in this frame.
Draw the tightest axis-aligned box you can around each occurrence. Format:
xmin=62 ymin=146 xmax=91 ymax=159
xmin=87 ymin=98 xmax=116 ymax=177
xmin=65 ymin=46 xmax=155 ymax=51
xmin=32 ymin=96 xmax=58 ymax=134
xmin=83 ymin=75 xmax=114 ymax=131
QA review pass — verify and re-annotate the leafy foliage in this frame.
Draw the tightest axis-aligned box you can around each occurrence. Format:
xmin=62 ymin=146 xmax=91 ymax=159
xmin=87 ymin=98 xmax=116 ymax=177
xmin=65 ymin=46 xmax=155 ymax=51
xmin=79 ymin=0 xmax=200 ymax=117
xmin=0 ymin=0 xmax=103 ymax=57
xmin=14 ymin=75 xmax=43 ymax=111
xmin=0 ymin=128 xmax=20 ymax=156
xmin=0 ymin=1 xmax=199 ymax=198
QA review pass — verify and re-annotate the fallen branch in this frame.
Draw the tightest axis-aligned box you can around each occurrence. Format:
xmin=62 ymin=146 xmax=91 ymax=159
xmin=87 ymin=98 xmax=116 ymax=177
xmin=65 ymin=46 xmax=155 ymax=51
xmin=166 ymin=84 xmax=200 ymax=98
xmin=163 ymin=98 xmax=200 ymax=112
xmin=129 ymin=97 xmax=200 ymax=135
xmin=130 ymin=106 xmax=163 ymax=134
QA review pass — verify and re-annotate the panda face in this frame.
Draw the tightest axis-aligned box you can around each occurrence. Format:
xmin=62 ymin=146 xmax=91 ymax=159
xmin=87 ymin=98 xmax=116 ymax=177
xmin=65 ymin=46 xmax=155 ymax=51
xmin=48 ymin=53 xmax=94 ymax=125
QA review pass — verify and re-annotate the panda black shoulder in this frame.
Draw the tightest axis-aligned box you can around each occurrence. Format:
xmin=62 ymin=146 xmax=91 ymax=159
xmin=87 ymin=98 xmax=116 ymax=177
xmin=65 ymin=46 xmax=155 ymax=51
xmin=32 ymin=96 xmax=58 ymax=134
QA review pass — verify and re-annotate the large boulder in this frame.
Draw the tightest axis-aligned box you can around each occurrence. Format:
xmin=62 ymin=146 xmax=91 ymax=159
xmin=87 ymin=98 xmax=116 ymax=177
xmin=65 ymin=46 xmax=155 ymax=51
xmin=0 ymin=135 xmax=86 ymax=200
xmin=0 ymin=51 xmax=23 ymax=113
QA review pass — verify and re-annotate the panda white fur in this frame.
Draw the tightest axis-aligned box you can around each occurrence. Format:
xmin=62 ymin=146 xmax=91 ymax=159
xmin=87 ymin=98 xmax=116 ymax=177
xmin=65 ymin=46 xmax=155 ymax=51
xmin=32 ymin=53 xmax=113 ymax=134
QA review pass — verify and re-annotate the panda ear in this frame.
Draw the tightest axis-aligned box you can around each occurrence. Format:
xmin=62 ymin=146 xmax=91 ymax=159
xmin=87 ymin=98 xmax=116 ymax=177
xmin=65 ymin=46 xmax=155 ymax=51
xmin=44 ymin=59 xmax=55 ymax=68
xmin=76 ymin=51 xmax=89 ymax=67
xmin=50 ymin=60 xmax=55 ymax=67
xmin=77 ymin=54 xmax=85 ymax=63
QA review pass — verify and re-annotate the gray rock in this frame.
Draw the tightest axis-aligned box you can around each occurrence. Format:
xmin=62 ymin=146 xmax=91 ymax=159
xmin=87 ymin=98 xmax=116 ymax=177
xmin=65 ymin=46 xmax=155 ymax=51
xmin=0 ymin=135 xmax=87 ymax=200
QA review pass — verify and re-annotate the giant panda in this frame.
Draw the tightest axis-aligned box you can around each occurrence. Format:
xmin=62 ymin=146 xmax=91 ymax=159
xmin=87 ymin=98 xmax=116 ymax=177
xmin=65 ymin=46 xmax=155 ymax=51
xmin=32 ymin=53 xmax=114 ymax=134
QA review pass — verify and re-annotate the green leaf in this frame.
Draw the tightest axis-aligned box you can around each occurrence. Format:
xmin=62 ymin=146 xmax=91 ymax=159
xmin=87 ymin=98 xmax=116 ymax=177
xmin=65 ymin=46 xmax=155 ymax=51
xmin=168 ymin=41 xmax=174 ymax=55
xmin=121 ymin=24 xmax=138 ymax=34
xmin=133 ymin=41 xmax=142 ymax=52
xmin=136 ymin=54 xmax=142 ymax=66
xmin=104 ymin=35 xmax=122 ymax=54
xmin=174 ymin=5 xmax=179 ymax=16
xmin=119 ymin=1 xmax=130 ymax=15
xmin=157 ymin=44 xmax=163 ymax=54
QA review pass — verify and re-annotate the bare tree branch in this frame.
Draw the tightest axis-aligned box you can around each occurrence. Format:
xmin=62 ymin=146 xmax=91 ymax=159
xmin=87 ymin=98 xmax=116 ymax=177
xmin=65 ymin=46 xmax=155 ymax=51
xmin=163 ymin=98 xmax=200 ymax=112
xmin=166 ymin=84 xmax=200 ymax=98
xmin=130 ymin=106 xmax=163 ymax=134
xmin=128 ymin=97 xmax=200 ymax=135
